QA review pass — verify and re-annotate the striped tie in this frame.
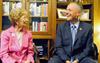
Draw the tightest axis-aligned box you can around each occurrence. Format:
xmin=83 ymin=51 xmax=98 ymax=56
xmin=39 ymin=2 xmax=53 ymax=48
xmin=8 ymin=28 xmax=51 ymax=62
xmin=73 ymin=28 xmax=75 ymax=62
xmin=71 ymin=25 xmax=77 ymax=63
xmin=71 ymin=25 xmax=77 ymax=45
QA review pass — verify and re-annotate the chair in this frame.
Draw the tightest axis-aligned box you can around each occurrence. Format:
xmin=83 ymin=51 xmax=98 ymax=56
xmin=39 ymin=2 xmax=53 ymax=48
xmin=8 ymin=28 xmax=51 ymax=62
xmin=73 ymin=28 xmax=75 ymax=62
xmin=33 ymin=43 xmax=40 ymax=63
xmin=49 ymin=43 xmax=99 ymax=60
xmin=91 ymin=43 xmax=98 ymax=60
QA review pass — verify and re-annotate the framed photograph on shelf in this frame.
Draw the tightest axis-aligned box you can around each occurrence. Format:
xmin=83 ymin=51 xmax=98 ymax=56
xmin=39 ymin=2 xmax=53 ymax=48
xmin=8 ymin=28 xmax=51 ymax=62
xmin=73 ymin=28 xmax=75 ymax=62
xmin=79 ymin=9 xmax=90 ymax=21
xmin=57 ymin=8 xmax=67 ymax=19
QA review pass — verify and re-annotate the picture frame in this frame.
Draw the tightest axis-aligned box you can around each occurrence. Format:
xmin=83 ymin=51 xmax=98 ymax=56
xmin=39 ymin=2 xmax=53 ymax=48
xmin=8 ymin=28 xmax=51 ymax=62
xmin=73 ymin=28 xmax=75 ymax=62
xmin=79 ymin=9 xmax=90 ymax=21
xmin=57 ymin=8 xmax=67 ymax=19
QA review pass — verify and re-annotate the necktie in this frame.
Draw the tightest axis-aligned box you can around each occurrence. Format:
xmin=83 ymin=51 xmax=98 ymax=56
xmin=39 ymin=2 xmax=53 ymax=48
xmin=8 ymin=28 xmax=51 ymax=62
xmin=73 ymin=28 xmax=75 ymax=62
xmin=71 ymin=25 xmax=77 ymax=45
xmin=71 ymin=25 xmax=77 ymax=63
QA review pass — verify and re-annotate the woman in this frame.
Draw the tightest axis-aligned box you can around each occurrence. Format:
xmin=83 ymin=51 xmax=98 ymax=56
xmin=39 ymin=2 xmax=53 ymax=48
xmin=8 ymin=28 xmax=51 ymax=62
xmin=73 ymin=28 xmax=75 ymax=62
xmin=0 ymin=8 xmax=34 ymax=63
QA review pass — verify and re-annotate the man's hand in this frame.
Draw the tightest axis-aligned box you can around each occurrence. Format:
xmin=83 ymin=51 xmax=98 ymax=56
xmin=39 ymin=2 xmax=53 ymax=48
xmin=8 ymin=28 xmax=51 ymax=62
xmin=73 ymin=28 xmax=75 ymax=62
xmin=66 ymin=60 xmax=70 ymax=63
xmin=73 ymin=59 xmax=79 ymax=63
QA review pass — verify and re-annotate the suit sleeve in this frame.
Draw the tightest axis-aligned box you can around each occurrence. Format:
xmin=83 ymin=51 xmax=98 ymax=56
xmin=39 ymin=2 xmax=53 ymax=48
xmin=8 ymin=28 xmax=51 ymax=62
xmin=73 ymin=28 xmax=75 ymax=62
xmin=0 ymin=31 xmax=16 ymax=63
xmin=74 ymin=25 xmax=93 ymax=61
xmin=55 ymin=25 xmax=70 ymax=61
xmin=27 ymin=31 xmax=34 ymax=63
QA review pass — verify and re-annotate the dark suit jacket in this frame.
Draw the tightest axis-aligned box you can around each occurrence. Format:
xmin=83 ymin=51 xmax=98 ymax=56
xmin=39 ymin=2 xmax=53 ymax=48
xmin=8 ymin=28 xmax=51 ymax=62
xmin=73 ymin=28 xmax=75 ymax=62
xmin=55 ymin=21 xmax=93 ymax=62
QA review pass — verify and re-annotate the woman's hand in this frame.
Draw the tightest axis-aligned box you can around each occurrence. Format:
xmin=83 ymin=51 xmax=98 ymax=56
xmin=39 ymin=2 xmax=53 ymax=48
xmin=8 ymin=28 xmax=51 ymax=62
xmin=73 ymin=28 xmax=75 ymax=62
xmin=24 ymin=60 xmax=30 ymax=63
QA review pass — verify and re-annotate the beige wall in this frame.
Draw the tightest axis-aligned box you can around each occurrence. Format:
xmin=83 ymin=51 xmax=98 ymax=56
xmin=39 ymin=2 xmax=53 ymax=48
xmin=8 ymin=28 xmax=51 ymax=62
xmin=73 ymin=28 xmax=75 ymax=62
xmin=94 ymin=0 xmax=100 ymax=62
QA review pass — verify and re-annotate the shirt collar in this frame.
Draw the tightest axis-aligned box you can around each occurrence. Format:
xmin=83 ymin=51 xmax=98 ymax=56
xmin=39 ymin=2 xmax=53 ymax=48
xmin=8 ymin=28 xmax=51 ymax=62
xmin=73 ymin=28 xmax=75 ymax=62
xmin=70 ymin=21 xmax=80 ymax=29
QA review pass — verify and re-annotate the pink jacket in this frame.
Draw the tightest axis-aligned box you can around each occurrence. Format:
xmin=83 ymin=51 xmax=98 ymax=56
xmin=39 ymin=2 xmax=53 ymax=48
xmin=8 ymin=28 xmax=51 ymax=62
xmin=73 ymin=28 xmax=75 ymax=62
xmin=0 ymin=26 xmax=34 ymax=63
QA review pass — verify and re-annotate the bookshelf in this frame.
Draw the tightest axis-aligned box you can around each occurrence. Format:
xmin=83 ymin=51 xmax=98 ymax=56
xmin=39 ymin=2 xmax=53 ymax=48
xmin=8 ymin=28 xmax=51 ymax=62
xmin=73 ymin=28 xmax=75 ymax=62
xmin=0 ymin=0 xmax=54 ymax=38
xmin=1 ymin=0 xmax=22 ymax=30
xmin=33 ymin=39 xmax=51 ymax=60
xmin=56 ymin=0 xmax=93 ymax=23
xmin=27 ymin=0 xmax=53 ymax=60
xmin=24 ymin=0 xmax=53 ymax=39
xmin=51 ymin=0 xmax=94 ymax=39
xmin=0 ymin=0 xmax=53 ymax=61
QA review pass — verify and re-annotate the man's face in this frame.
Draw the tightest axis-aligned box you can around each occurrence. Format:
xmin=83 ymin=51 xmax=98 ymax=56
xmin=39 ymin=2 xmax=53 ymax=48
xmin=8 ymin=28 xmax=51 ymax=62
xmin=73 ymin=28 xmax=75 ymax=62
xmin=66 ymin=3 xmax=81 ymax=21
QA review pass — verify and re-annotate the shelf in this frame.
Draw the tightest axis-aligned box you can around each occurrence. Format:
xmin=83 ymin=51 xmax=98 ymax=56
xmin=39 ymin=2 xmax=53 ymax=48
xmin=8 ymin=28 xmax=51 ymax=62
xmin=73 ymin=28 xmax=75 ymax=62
xmin=57 ymin=2 xmax=92 ymax=6
xmin=30 ymin=1 xmax=48 ymax=3
xmin=39 ymin=56 xmax=48 ymax=60
xmin=57 ymin=19 xmax=67 ymax=21
xmin=32 ymin=32 xmax=50 ymax=34
xmin=32 ymin=34 xmax=52 ymax=39
xmin=56 ymin=19 xmax=92 ymax=21
xmin=3 ymin=15 xmax=9 ymax=16
xmin=4 ymin=0 xmax=21 ymax=2
xmin=30 ymin=15 xmax=48 ymax=18
xmin=80 ymin=19 xmax=92 ymax=21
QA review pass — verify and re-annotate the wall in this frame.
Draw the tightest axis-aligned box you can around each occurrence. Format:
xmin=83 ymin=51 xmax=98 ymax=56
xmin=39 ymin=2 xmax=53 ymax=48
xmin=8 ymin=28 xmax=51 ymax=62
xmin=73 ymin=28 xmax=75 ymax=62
xmin=94 ymin=0 xmax=100 ymax=62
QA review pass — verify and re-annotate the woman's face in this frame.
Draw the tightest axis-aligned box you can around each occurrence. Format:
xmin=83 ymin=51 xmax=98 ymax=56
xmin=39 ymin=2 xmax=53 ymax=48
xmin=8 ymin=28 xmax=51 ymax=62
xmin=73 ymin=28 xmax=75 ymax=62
xmin=17 ymin=15 xmax=29 ymax=28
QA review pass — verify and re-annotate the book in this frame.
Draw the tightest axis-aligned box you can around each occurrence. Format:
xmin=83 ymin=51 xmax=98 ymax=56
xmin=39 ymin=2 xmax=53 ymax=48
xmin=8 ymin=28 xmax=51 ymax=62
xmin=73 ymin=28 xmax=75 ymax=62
xmin=39 ymin=22 xmax=48 ymax=32
xmin=11 ymin=2 xmax=22 ymax=10
xmin=15 ymin=2 xmax=22 ymax=9
xmin=44 ymin=4 xmax=48 ymax=16
xmin=41 ymin=4 xmax=45 ymax=16
xmin=32 ymin=21 xmax=38 ymax=32
xmin=30 ymin=3 xmax=37 ymax=16
xmin=3 ymin=2 xmax=9 ymax=16
xmin=36 ymin=46 xmax=44 ymax=56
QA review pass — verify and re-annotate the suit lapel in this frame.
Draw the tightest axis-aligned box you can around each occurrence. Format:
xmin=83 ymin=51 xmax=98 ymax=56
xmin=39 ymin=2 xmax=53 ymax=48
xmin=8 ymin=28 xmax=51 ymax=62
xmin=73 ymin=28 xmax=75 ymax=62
xmin=74 ymin=22 xmax=84 ymax=45
xmin=64 ymin=22 xmax=73 ymax=44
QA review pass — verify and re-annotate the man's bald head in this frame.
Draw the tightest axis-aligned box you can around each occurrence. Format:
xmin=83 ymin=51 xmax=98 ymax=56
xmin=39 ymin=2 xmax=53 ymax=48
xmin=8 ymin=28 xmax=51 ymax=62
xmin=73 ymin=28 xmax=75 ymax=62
xmin=67 ymin=2 xmax=83 ymax=13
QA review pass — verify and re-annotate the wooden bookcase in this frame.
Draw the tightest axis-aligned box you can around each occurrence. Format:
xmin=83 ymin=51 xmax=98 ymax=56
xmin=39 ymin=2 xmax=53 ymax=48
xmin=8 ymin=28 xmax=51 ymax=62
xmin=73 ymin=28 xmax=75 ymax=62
xmin=52 ymin=0 xmax=94 ymax=40
xmin=0 ymin=0 xmax=54 ymax=60
xmin=25 ymin=0 xmax=53 ymax=39
xmin=0 ymin=0 xmax=54 ymax=38
xmin=24 ymin=0 xmax=53 ymax=60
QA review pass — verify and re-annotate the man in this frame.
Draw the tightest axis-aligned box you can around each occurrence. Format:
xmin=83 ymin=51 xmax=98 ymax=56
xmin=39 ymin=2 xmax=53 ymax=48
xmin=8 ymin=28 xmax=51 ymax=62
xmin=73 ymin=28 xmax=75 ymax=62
xmin=48 ymin=2 xmax=96 ymax=63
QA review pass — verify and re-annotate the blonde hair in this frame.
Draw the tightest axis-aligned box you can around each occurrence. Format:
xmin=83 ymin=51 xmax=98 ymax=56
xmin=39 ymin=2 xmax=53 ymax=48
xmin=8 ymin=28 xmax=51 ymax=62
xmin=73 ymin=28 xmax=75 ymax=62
xmin=9 ymin=8 xmax=29 ymax=26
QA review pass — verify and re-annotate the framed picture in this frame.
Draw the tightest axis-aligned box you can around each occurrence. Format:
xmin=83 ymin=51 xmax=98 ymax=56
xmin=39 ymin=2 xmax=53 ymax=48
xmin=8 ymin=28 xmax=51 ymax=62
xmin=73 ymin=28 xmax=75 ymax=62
xmin=57 ymin=8 xmax=67 ymax=19
xmin=80 ymin=9 xmax=90 ymax=21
